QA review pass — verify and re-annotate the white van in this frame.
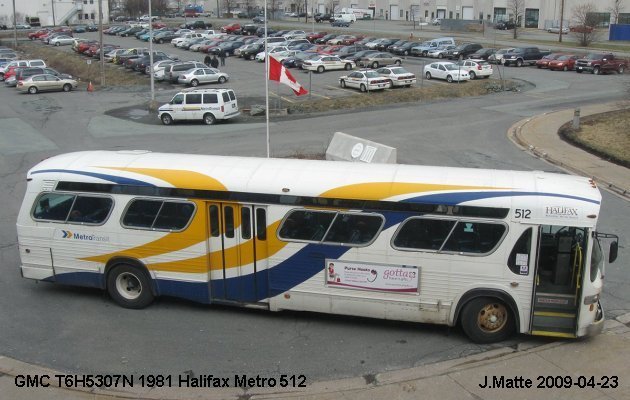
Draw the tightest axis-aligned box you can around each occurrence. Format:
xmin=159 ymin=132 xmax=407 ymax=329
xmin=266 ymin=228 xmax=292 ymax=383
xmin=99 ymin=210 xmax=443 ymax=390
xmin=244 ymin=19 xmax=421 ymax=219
xmin=158 ymin=88 xmax=239 ymax=125
xmin=332 ymin=13 xmax=357 ymax=23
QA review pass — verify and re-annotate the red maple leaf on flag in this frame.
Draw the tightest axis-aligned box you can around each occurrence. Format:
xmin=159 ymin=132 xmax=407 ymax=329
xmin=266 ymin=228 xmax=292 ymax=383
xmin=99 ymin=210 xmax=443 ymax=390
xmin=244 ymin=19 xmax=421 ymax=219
xmin=268 ymin=55 xmax=308 ymax=96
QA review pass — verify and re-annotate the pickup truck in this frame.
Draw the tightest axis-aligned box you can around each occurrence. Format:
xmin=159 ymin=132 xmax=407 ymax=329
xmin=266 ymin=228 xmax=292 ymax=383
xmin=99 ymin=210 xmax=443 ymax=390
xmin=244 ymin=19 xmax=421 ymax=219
xmin=502 ymin=47 xmax=551 ymax=67
xmin=575 ymin=53 xmax=627 ymax=75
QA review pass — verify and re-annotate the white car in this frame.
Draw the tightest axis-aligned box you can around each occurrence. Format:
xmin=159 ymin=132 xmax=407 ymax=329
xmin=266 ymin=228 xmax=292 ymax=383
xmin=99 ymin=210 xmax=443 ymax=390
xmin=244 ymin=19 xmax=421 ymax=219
xmin=547 ymin=26 xmax=569 ymax=34
xmin=271 ymin=50 xmax=301 ymax=62
xmin=423 ymin=62 xmax=470 ymax=82
xmin=49 ymin=35 xmax=75 ymax=46
xmin=172 ymin=33 xmax=204 ymax=47
xmin=339 ymin=70 xmax=391 ymax=92
xmin=456 ymin=59 xmax=493 ymax=79
xmin=255 ymin=46 xmax=289 ymax=62
xmin=147 ymin=59 xmax=175 ymax=75
xmin=283 ymin=30 xmax=306 ymax=39
xmin=177 ymin=67 xmax=229 ymax=87
xmin=104 ymin=49 xmax=127 ymax=62
xmin=302 ymin=55 xmax=355 ymax=73
xmin=488 ymin=47 xmax=515 ymax=64
xmin=375 ymin=66 xmax=416 ymax=87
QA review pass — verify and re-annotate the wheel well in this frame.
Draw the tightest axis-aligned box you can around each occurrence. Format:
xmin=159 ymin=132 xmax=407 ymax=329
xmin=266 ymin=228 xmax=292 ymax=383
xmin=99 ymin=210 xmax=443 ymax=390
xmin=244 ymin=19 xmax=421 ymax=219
xmin=453 ymin=289 xmax=520 ymax=332
xmin=104 ymin=257 xmax=156 ymax=295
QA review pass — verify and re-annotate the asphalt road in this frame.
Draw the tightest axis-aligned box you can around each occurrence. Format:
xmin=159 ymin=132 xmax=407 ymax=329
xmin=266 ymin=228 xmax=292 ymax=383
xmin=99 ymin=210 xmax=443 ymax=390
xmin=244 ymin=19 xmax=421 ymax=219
xmin=0 ymin=29 xmax=628 ymax=382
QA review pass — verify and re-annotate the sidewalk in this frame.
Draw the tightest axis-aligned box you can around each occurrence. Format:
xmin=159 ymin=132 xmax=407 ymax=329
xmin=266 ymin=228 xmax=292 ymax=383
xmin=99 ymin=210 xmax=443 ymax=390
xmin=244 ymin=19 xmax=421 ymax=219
xmin=508 ymin=101 xmax=630 ymax=199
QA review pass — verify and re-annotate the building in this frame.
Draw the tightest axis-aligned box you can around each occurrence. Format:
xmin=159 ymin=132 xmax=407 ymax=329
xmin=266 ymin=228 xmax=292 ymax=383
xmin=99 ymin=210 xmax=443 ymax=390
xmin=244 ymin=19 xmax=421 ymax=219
xmin=312 ymin=0 xmax=629 ymax=29
xmin=0 ymin=0 xmax=110 ymax=27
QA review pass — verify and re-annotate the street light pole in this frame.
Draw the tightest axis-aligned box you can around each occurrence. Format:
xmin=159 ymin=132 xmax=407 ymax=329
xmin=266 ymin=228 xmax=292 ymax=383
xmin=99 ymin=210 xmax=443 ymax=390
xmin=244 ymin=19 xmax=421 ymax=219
xmin=12 ymin=0 xmax=18 ymax=48
xmin=99 ymin=0 xmax=104 ymax=85
xmin=559 ymin=0 xmax=565 ymax=42
xmin=52 ymin=0 xmax=56 ymax=26
xmin=148 ymin=0 xmax=155 ymax=101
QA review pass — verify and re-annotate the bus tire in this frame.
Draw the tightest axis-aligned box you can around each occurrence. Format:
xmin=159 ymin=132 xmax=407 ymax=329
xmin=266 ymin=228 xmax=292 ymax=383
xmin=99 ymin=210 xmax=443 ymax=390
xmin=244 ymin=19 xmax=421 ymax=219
xmin=107 ymin=264 xmax=154 ymax=309
xmin=460 ymin=297 xmax=514 ymax=343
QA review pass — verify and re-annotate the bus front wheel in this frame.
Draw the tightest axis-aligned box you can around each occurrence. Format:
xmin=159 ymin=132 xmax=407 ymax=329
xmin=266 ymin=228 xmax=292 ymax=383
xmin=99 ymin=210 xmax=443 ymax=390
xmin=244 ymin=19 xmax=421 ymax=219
xmin=107 ymin=264 xmax=154 ymax=309
xmin=460 ymin=297 xmax=514 ymax=343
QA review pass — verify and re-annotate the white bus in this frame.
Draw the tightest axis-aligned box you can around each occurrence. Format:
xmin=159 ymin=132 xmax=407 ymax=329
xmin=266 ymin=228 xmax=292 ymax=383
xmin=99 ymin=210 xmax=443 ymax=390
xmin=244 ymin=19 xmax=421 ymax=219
xmin=16 ymin=151 xmax=619 ymax=343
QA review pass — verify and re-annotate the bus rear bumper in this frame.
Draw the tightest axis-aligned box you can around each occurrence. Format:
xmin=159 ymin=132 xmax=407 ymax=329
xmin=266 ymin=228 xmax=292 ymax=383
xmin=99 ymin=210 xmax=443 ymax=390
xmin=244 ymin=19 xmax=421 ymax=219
xmin=584 ymin=301 xmax=605 ymax=337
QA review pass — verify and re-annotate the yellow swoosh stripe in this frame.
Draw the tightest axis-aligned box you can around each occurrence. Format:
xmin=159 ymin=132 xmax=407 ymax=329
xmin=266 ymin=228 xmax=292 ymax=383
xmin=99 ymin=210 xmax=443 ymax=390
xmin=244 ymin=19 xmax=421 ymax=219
xmin=319 ymin=182 xmax=502 ymax=200
xmin=81 ymin=199 xmax=207 ymax=264
xmin=101 ymin=167 xmax=228 ymax=191
xmin=145 ymin=220 xmax=284 ymax=273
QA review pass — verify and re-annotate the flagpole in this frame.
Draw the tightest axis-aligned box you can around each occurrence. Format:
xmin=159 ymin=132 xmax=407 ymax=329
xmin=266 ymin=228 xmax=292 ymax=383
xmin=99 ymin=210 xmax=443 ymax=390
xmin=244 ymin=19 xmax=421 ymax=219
xmin=264 ymin=3 xmax=270 ymax=158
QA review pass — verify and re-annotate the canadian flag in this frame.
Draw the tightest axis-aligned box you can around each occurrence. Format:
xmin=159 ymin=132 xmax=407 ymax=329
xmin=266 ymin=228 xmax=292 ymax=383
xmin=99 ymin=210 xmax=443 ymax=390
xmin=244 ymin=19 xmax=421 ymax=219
xmin=268 ymin=55 xmax=308 ymax=96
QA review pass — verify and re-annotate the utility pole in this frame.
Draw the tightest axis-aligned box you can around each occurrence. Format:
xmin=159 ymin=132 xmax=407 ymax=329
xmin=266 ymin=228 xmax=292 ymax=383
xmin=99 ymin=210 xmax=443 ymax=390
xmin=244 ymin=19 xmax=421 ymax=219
xmin=558 ymin=0 xmax=564 ymax=43
xmin=12 ymin=0 xmax=17 ymax=48
xmin=99 ymin=0 xmax=104 ymax=85
xmin=52 ymin=0 xmax=56 ymax=26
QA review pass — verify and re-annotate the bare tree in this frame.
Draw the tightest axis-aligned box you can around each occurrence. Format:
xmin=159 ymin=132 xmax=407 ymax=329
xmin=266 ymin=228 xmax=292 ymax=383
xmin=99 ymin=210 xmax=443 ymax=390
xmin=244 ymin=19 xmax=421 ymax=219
xmin=571 ymin=3 xmax=599 ymax=46
xmin=609 ymin=0 xmax=624 ymax=24
xmin=508 ymin=0 xmax=524 ymax=39
xmin=153 ymin=0 xmax=170 ymax=16
xmin=224 ymin=0 xmax=238 ymax=16
xmin=124 ymin=0 xmax=148 ymax=17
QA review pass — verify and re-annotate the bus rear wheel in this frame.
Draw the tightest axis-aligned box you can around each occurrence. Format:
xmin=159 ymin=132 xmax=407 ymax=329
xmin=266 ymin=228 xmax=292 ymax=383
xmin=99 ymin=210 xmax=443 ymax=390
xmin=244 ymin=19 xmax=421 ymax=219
xmin=107 ymin=264 xmax=154 ymax=309
xmin=460 ymin=297 xmax=514 ymax=343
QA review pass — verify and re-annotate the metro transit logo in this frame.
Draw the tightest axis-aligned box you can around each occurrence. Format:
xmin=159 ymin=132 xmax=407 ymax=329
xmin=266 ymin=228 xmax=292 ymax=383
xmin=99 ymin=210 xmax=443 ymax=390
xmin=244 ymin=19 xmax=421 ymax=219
xmin=61 ymin=230 xmax=73 ymax=239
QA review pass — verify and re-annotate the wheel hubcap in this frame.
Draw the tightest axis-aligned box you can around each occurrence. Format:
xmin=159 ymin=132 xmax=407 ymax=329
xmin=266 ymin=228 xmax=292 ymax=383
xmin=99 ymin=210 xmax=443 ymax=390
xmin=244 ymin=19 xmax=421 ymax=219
xmin=116 ymin=273 xmax=142 ymax=300
xmin=477 ymin=303 xmax=508 ymax=333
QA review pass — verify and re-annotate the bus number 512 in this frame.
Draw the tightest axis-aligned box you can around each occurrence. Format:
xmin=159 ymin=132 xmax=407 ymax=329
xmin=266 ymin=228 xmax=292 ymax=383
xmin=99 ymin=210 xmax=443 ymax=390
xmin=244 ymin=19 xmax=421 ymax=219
xmin=514 ymin=209 xmax=531 ymax=219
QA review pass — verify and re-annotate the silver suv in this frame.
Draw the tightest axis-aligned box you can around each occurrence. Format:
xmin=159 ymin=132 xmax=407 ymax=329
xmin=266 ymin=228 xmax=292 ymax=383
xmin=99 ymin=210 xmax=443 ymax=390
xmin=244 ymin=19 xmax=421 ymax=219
xmin=163 ymin=61 xmax=207 ymax=83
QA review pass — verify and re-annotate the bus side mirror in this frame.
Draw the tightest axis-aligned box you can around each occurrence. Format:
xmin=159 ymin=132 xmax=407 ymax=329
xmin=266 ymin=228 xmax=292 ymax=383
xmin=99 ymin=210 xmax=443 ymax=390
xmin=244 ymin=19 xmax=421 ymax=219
xmin=609 ymin=241 xmax=618 ymax=264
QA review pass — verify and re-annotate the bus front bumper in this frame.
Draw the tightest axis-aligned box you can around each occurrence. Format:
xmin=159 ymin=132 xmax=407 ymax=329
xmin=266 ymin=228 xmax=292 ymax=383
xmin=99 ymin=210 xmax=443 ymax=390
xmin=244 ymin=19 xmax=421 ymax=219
xmin=584 ymin=301 xmax=605 ymax=337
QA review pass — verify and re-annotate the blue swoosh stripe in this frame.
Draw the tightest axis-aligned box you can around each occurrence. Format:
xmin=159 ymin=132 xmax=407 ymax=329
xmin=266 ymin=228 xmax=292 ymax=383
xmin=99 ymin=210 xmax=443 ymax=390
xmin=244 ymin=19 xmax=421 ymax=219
xmin=403 ymin=191 xmax=600 ymax=205
xmin=31 ymin=169 xmax=155 ymax=186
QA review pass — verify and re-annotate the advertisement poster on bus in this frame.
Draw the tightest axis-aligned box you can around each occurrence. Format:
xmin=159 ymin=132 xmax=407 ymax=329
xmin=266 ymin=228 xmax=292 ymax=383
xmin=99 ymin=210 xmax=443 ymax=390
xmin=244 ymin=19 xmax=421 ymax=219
xmin=326 ymin=259 xmax=419 ymax=293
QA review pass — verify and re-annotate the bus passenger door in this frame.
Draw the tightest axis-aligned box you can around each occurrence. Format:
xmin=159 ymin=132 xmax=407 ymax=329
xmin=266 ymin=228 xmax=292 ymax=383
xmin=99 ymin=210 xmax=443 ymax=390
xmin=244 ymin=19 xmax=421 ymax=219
xmin=207 ymin=202 xmax=268 ymax=303
xmin=530 ymin=225 xmax=586 ymax=338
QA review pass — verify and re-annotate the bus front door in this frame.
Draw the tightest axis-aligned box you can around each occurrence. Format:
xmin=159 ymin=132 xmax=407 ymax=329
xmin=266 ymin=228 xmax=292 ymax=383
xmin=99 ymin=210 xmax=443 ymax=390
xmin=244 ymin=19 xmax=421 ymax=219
xmin=530 ymin=225 xmax=587 ymax=338
xmin=207 ymin=202 xmax=268 ymax=303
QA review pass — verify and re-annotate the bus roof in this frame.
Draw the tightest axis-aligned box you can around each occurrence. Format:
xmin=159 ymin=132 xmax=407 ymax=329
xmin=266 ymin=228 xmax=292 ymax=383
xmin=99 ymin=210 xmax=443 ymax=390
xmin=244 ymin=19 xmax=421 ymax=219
xmin=28 ymin=151 xmax=601 ymax=223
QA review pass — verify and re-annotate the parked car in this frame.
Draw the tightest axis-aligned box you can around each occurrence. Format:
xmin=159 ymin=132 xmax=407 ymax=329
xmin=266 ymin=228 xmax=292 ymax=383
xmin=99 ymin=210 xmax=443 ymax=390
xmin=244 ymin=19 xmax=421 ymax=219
xmin=252 ymin=16 xmax=266 ymax=24
xmin=334 ymin=45 xmax=369 ymax=59
xmin=315 ymin=34 xmax=337 ymax=44
xmin=16 ymin=74 xmax=77 ymax=94
xmin=240 ymin=24 xmax=259 ymax=35
xmin=536 ymin=53 xmax=564 ymax=68
xmin=375 ymin=66 xmax=416 ymax=87
xmin=502 ymin=47 xmax=551 ymax=66
xmin=314 ymin=13 xmax=333 ymax=23
xmin=306 ymin=31 xmax=327 ymax=42
xmin=548 ymin=54 xmax=580 ymax=71
xmin=448 ymin=43 xmax=483 ymax=60
xmin=237 ymin=43 xmax=265 ymax=60
xmin=207 ymin=41 xmax=245 ymax=56
xmin=177 ymin=67 xmax=229 ymax=87
xmin=575 ymin=53 xmax=627 ymax=74
xmin=282 ymin=52 xmax=317 ymax=68
xmin=344 ymin=49 xmax=379 ymax=63
xmin=391 ymin=41 xmax=422 ymax=56
xmin=162 ymin=61 xmax=207 ymax=83
xmin=221 ymin=23 xmax=241 ymax=33
xmin=357 ymin=52 xmax=402 ymax=68
xmin=158 ymin=88 xmax=239 ymax=125
xmin=153 ymin=31 xmax=179 ymax=44
xmin=495 ymin=20 xmax=516 ymax=30
xmin=487 ymin=47 xmax=515 ymax=64
xmin=570 ymin=25 xmax=594 ymax=33
xmin=302 ymin=55 xmax=355 ymax=72
xmin=330 ymin=20 xmax=350 ymax=27
xmin=423 ymin=61 xmax=470 ymax=82
xmin=49 ymin=35 xmax=76 ymax=46
xmin=327 ymin=35 xmax=356 ymax=45
xmin=547 ymin=26 xmax=569 ymax=34
xmin=467 ymin=48 xmax=496 ymax=61
xmin=255 ymin=46 xmax=289 ymax=62
xmin=456 ymin=59 xmax=493 ymax=79
xmin=427 ymin=45 xmax=456 ymax=59
xmin=339 ymin=70 xmax=391 ymax=92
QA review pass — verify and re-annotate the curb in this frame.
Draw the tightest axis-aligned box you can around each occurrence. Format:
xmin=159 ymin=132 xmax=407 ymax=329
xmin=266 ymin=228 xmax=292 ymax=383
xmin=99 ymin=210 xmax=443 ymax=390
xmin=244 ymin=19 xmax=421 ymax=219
xmin=3 ymin=312 xmax=630 ymax=400
xmin=507 ymin=105 xmax=630 ymax=200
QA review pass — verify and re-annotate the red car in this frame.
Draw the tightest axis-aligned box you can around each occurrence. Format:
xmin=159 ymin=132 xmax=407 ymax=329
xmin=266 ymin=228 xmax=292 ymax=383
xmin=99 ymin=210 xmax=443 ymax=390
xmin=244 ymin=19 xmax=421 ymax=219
xmin=536 ymin=53 xmax=564 ymax=68
xmin=28 ymin=29 xmax=50 ymax=40
xmin=570 ymin=25 xmax=594 ymax=33
xmin=306 ymin=31 xmax=327 ymax=42
xmin=548 ymin=54 xmax=581 ymax=71
xmin=318 ymin=45 xmax=344 ymax=54
xmin=221 ymin=23 xmax=241 ymax=33
xmin=152 ymin=22 xmax=166 ymax=29
xmin=76 ymin=41 xmax=98 ymax=54
xmin=342 ymin=35 xmax=363 ymax=45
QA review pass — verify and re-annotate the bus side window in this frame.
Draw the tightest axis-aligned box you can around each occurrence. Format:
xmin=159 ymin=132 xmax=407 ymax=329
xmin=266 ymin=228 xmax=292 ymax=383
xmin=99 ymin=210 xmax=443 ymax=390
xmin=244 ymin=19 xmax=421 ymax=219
xmin=33 ymin=193 xmax=75 ymax=221
xmin=241 ymin=207 xmax=251 ymax=240
xmin=442 ymin=221 xmax=506 ymax=254
xmin=278 ymin=210 xmax=335 ymax=242
xmin=255 ymin=208 xmax=266 ymax=240
xmin=393 ymin=218 xmax=455 ymax=251
xmin=122 ymin=199 xmax=162 ymax=228
xmin=508 ymin=228 xmax=532 ymax=275
xmin=153 ymin=201 xmax=194 ymax=230
xmin=323 ymin=213 xmax=383 ymax=245
xmin=67 ymin=196 xmax=113 ymax=224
